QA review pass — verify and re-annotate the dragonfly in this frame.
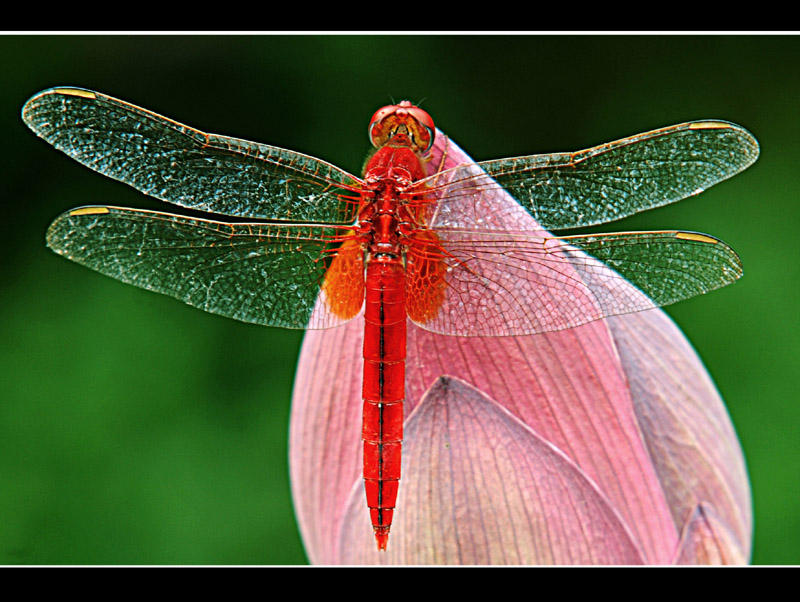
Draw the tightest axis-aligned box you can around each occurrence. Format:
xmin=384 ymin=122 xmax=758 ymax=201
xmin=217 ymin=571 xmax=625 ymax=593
xmin=23 ymin=87 xmax=759 ymax=551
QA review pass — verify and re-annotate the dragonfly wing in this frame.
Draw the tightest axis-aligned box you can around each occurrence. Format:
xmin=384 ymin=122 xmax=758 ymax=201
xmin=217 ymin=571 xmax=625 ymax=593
xmin=46 ymin=206 xmax=358 ymax=330
xmin=23 ymin=88 xmax=363 ymax=224
xmin=416 ymin=121 xmax=759 ymax=230
xmin=408 ymin=229 xmax=742 ymax=337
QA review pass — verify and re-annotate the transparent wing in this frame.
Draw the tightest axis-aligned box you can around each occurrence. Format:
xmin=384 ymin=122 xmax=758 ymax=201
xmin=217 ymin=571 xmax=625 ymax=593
xmin=407 ymin=228 xmax=742 ymax=336
xmin=24 ymin=87 xmax=363 ymax=224
xmin=46 ymin=206 xmax=357 ymax=329
xmin=414 ymin=121 xmax=759 ymax=230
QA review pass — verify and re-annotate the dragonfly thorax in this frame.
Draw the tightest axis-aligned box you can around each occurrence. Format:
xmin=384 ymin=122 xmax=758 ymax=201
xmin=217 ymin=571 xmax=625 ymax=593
xmin=363 ymin=145 xmax=427 ymax=189
xmin=356 ymin=199 xmax=406 ymax=260
xmin=359 ymin=142 xmax=431 ymax=261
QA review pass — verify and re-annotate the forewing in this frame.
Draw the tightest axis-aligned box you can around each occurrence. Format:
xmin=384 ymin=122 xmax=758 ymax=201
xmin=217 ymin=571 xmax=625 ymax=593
xmin=24 ymin=87 xmax=363 ymax=224
xmin=415 ymin=121 xmax=758 ymax=230
xmin=46 ymin=206 xmax=356 ymax=330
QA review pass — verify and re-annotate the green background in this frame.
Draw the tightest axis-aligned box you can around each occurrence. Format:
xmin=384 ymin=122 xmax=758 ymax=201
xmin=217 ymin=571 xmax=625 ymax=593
xmin=1 ymin=35 xmax=796 ymax=565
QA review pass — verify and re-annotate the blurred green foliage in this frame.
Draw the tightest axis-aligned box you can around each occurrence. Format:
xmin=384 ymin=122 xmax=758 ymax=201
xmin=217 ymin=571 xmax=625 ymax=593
xmin=1 ymin=35 xmax=797 ymax=564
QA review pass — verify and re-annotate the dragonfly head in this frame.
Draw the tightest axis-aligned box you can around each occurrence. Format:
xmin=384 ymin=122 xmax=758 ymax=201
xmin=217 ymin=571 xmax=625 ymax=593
xmin=369 ymin=101 xmax=435 ymax=154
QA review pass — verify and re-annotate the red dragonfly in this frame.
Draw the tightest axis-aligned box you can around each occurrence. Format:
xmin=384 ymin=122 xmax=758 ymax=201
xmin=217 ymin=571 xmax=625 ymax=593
xmin=23 ymin=88 xmax=758 ymax=551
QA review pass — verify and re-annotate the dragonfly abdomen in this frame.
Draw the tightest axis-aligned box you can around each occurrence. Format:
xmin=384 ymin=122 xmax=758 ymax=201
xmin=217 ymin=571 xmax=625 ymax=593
xmin=362 ymin=256 xmax=406 ymax=550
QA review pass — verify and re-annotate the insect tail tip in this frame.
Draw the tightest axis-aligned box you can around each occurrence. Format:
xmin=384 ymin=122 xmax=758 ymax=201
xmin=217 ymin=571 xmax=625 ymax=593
xmin=374 ymin=529 xmax=390 ymax=551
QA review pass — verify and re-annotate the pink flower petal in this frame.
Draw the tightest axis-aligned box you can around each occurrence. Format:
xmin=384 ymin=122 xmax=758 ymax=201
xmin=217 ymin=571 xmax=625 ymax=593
xmin=289 ymin=317 xmax=364 ymax=564
xmin=403 ymin=320 xmax=678 ymax=564
xmin=673 ymin=503 xmax=747 ymax=565
xmin=337 ymin=376 xmax=645 ymax=565
xmin=607 ymin=311 xmax=752 ymax=561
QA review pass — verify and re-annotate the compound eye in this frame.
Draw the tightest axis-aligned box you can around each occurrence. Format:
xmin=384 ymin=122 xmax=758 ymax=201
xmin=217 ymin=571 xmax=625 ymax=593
xmin=405 ymin=106 xmax=435 ymax=151
xmin=368 ymin=105 xmax=397 ymax=147
xmin=368 ymin=105 xmax=396 ymax=131
xmin=368 ymin=101 xmax=436 ymax=153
